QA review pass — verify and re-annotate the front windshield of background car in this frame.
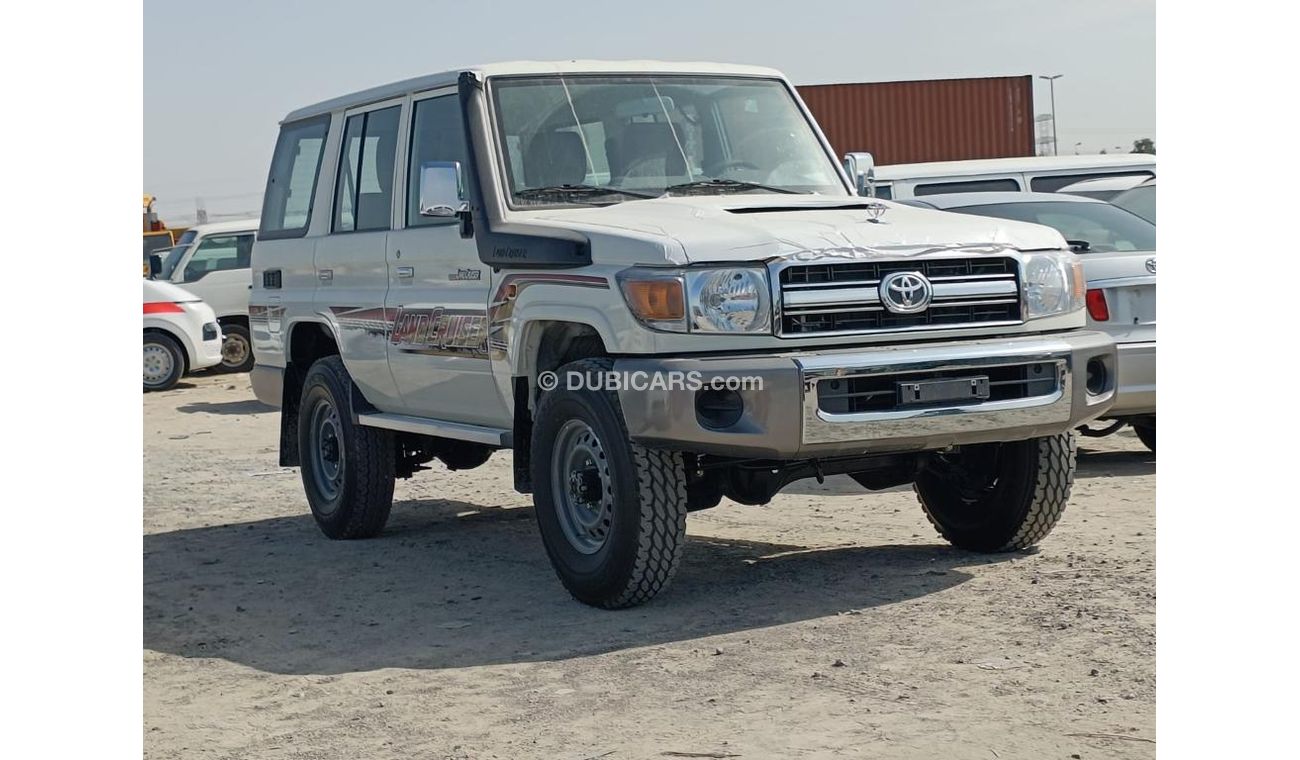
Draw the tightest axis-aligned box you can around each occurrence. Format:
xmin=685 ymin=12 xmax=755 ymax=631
xmin=951 ymin=201 xmax=1157 ymax=252
xmin=1112 ymin=184 xmax=1156 ymax=224
xmin=491 ymin=75 xmax=847 ymax=205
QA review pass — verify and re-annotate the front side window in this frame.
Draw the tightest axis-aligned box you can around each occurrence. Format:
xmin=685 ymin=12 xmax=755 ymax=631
xmin=333 ymin=105 xmax=401 ymax=232
xmin=952 ymin=201 xmax=1156 ymax=252
xmin=407 ymin=95 xmax=475 ymax=227
xmin=181 ymin=233 xmax=255 ymax=282
xmin=260 ymin=116 xmax=330 ymax=238
xmin=491 ymin=75 xmax=846 ymax=206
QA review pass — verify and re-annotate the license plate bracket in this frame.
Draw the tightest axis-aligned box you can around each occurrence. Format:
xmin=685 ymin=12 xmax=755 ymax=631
xmin=897 ymin=376 xmax=990 ymax=406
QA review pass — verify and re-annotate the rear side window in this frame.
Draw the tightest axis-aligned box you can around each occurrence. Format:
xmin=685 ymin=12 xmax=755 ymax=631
xmin=915 ymin=178 xmax=1021 ymax=196
xmin=407 ymin=95 xmax=475 ymax=227
xmin=1030 ymin=171 xmax=1153 ymax=193
xmin=870 ymin=184 xmax=893 ymax=200
xmin=334 ymin=106 xmax=401 ymax=233
xmin=260 ymin=116 xmax=330 ymax=239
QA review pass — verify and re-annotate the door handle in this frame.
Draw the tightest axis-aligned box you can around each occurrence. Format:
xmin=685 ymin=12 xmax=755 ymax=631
xmin=318 ymin=269 xmax=333 ymax=281
xmin=396 ymin=266 xmax=415 ymax=279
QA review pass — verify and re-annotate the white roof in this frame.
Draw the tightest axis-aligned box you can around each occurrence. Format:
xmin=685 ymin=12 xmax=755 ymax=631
xmin=283 ymin=60 xmax=785 ymax=122
xmin=875 ymin=154 xmax=1156 ymax=181
xmin=186 ymin=218 xmax=260 ymax=236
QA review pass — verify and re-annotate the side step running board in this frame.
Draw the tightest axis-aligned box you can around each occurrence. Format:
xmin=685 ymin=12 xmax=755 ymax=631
xmin=357 ymin=413 xmax=511 ymax=447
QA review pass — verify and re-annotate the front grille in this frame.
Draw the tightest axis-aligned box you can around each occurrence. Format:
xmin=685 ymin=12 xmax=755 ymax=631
xmin=817 ymin=361 xmax=1058 ymax=415
xmin=779 ymin=256 xmax=1022 ymax=336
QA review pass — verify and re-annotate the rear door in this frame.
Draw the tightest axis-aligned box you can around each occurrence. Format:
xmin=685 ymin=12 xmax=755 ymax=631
xmin=312 ymin=99 xmax=406 ymax=410
xmin=382 ymin=89 xmax=509 ymax=427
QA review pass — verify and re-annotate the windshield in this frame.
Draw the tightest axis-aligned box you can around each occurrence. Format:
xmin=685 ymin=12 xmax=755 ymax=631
xmin=157 ymin=245 xmax=188 ymax=280
xmin=491 ymin=75 xmax=847 ymax=205
xmin=1112 ymin=184 xmax=1156 ymax=224
xmin=950 ymin=201 xmax=1157 ymax=252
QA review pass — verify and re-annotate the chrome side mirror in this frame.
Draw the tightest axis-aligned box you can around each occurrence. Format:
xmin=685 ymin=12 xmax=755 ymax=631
xmin=843 ymin=152 xmax=876 ymax=197
xmin=418 ymin=161 xmax=468 ymax=217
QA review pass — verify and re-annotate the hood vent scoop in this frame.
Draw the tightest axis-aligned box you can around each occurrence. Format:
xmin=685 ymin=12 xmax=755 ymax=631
xmin=726 ymin=202 xmax=878 ymax=215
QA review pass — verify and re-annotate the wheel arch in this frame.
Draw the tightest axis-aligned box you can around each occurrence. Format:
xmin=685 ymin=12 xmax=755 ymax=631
xmin=278 ymin=320 xmax=343 ymax=467
xmin=143 ymin=325 xmax=191 ymax=374
xmin=509 ymin=320 xmax=611 ymax=494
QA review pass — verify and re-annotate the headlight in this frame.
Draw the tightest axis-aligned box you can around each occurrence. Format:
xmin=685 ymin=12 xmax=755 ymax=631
xmin=1022 ymin=253 xmax=1085 ymax=319
xmin=685 ymin=268 xmax=771 ymax=333
xmin=618 ymin=266 xmax=772 ymax=334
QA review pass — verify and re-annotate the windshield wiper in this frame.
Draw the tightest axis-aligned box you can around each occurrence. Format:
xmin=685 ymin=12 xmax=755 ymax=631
xmin=662 ymin=178 xmax=802 ymax=196
xmin=515 ymin=184 xmax=657 ymax=203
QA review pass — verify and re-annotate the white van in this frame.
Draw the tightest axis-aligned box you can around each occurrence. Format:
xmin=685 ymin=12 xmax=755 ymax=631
xmin=153 ymin=219 xmax=259 ymax=372
xmin=867 ymin=155 xmax=1155 ymax=200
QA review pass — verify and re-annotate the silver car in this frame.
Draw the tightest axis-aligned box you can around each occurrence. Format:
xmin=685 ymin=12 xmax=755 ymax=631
xmin=904 ymin=192 xmax=1156 ymax=451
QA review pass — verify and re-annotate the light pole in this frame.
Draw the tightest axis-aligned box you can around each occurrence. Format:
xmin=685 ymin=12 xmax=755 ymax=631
xmin=1039 ymin=74 xmax=1063 ymax=156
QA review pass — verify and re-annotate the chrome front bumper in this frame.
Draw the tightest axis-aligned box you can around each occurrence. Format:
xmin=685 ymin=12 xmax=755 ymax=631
xmin=616 ymin=331 xmax=1116 ymax=459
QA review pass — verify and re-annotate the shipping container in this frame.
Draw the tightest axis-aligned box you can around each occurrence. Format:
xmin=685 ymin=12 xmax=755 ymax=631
xmin=797 ymin=76 xmax=1035 ymax=165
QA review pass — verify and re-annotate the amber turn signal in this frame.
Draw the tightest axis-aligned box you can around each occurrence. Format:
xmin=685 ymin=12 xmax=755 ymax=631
xmin=622 ymin=279 xmax=685 ymax=322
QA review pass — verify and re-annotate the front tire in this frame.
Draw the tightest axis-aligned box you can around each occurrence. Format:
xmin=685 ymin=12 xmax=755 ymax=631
xmin=217 ymin=323 xmax=255 ymax=373
xmin=298 ymin=356 xmax=395 ymax=539
xmin=531 ymin=359 xmax=688 ymax=608
xmin=143 ymin=332 xmax=185 ymax=392
xmin=914 ymin=433 xmax=1076 ymax=552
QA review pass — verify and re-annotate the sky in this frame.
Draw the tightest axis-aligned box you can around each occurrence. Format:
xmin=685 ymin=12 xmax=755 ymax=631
xmin=144 ymin=0 xmax=1155 ymax=225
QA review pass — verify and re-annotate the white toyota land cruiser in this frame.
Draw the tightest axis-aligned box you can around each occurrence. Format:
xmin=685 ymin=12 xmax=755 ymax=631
xmin=250 ymin=61 xmax=1116 ymax=608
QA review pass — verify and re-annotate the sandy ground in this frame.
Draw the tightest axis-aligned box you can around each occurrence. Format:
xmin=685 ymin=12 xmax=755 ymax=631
xmin=144 ymin=372 xmax=1155 ymax=760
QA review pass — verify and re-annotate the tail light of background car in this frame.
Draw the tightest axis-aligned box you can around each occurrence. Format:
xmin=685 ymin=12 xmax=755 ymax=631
xmin=1085 ymin=289 xmax=1110 ymax=321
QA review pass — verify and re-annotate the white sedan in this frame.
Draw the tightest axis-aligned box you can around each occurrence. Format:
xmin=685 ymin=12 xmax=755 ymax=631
xmin=902 ymin=192 xmax=1156 ymax=451
xmin=143 ymin=279 xmax=223 ymax=391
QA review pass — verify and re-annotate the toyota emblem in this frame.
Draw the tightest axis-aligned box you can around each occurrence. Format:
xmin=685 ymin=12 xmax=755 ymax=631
xmin=879 ymin=271 xmax=933 ymax=314
xmin=1146 ymin=258 xmax=1156 ymax=274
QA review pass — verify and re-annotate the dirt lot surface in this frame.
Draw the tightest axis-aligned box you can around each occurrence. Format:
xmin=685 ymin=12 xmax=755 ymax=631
xmin=144 ymin=373 xmax=1155 ymax=760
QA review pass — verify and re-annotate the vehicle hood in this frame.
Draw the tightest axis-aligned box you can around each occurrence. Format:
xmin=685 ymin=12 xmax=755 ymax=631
xmin=528 ymin=194 xmax=1069 ymax=264
xmin=143 ymin=279 xmax=202 ymax=303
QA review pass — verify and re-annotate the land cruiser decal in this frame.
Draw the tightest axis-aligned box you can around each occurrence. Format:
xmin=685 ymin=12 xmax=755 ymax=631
xmin=450 ymin=268 xmax=482 ymax=281
xmin=390 ymin=306 xmax=489 ymax=357
xmin=322 ymin=274 xmax=606 ymax=359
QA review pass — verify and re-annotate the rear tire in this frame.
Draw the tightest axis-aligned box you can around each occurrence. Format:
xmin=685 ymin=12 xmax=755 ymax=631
xmin=1133 ymin=420 xmax=1156 ymax=452
xmin=298 ymin=356 xmax=395 ymax=539
xmin=531 ymin=358 xmax=688 ymax=608
xmin=143 ymin=332 xmax=185 ymax=392
xmin=217 ymin=323 xmax=255 ymax=373
xmin=915 ymin=433 xmax=1076 ymax=552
